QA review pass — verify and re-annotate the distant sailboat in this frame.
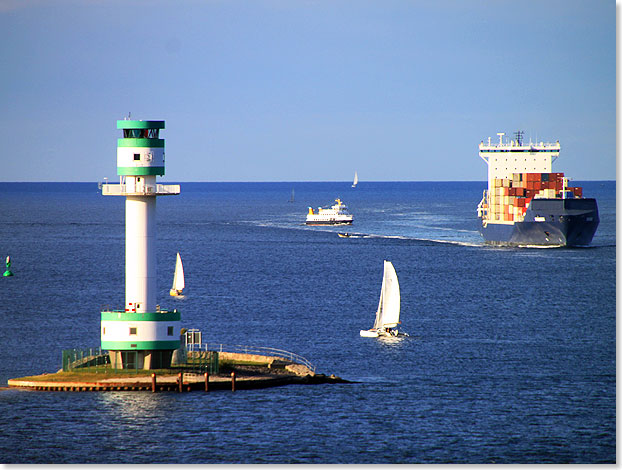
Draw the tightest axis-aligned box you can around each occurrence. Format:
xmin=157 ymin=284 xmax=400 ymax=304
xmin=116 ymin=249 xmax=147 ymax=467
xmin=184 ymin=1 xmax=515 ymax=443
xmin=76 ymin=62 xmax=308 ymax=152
xmin=169 ymin=252 xmax=185 ymax=297
xmin=352 ymin=171 xmax=358 ymax=188
xmin=360 ymin=260 xmax=407 ymax=337
xmin=289 ymin=188 xmax=295 ymax=203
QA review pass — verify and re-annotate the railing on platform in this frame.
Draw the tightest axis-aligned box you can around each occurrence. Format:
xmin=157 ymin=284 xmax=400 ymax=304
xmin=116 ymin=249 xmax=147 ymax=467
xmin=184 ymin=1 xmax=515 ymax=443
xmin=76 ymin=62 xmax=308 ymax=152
xmin=62 ymin=343 xmax=314 ymax=374
xmin=62 ymin=347 xmax=111 ymax=372
xmin=61 ymin=347 xmax=218 ymax=374
xmin=188 ymin=343 xmax=316 ymax=374
xmin=101 ymin=183 xmax=180 ymax=196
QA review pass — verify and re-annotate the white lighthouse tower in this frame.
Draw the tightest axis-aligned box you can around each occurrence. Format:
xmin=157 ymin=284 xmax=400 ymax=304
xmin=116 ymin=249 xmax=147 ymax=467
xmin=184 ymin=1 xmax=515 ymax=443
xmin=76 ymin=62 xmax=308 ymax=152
xmin=101 ymin=119 xmax=181 ymax=370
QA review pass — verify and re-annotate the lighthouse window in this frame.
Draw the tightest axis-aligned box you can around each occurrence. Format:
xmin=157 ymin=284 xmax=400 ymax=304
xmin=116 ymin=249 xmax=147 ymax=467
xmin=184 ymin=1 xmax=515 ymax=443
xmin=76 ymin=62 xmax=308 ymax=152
xmin=134 ymin=153 xmax=140 ymax=161
xmin=123 ymin=129 xmax=143 ymax=138
xmin=129 ymin=327 xmax=137 ymax=335
xmin=167 ymin=326 xmax=174 ymax=336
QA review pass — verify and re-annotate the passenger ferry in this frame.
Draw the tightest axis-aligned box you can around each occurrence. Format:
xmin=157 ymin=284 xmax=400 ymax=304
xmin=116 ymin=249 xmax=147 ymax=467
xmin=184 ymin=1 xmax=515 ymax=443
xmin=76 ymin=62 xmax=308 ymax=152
xmin=306 ymin=199 xmax=353 ymax=225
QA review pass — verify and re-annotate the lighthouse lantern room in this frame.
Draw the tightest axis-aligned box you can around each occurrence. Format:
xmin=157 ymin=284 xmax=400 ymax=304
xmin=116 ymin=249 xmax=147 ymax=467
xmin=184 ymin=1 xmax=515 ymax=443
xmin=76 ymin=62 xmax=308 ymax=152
xmin=101 ymin=119 xmax=181 ymax=370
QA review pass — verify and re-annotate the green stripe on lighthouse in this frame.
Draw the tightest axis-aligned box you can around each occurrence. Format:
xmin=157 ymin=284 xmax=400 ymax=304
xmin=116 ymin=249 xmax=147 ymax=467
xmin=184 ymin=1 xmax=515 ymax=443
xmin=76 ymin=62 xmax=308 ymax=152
xmin=117 ymin=138 xmax=165 ymax=147
xmin=101 ymin=340 xmax=180 ymax=350
xmin=101 ymin=311 xmax=181 ymax=322
xmin=117 ymin=120 xmax=165 ymax=129
xmin=117 ymin=167 xmax=165 ymax=176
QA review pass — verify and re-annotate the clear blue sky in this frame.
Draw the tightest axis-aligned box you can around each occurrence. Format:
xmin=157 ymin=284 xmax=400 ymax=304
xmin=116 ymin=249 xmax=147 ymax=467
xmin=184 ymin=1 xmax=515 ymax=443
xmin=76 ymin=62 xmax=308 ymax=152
xmin=0 ymin=0 xmax=615 ymax=182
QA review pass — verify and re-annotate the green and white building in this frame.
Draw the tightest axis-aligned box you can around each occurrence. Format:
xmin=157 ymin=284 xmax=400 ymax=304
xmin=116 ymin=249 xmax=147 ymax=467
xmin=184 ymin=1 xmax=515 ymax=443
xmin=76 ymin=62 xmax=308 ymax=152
xmin=101 ymin=119 xmax=181 ymax=369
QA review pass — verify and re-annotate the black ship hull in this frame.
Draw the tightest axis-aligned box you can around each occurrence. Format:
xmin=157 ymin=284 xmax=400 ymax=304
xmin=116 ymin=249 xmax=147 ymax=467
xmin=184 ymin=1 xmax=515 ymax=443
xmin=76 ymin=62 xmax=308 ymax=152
xmin=480 ymin=198 xmax=599 ymax=246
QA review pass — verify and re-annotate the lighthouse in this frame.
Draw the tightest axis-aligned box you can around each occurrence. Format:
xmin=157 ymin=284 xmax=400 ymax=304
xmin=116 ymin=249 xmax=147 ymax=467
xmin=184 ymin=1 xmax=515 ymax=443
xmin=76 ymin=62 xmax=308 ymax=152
xmin=101 ymin=119 xmax=181 ymax=370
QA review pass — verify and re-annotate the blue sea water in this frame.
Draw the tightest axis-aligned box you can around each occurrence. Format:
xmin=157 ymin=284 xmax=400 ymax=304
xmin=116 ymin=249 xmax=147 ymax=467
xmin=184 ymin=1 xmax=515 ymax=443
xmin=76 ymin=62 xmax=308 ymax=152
xmin=0 ymin=181 xmax=615 ymax=464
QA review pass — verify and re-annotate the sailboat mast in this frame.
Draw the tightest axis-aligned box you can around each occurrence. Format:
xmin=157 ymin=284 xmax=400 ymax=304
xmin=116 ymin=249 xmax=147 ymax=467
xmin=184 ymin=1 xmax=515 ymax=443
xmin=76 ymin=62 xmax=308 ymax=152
xmin=373 ymin=263 xmax=387 ymax=329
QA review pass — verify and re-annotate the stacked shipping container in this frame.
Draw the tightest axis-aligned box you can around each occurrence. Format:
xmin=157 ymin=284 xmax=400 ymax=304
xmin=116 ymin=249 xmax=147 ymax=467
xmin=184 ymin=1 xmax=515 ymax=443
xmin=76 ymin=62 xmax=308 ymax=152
xmin=485 ymin=172 xmax=584 ymax=223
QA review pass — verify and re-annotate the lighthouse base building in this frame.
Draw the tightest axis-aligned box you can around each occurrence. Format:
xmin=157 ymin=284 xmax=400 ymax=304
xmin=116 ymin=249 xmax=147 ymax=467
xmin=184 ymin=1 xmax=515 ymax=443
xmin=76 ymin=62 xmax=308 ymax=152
xmin=101 ymin=119 xmax=181 ymax=370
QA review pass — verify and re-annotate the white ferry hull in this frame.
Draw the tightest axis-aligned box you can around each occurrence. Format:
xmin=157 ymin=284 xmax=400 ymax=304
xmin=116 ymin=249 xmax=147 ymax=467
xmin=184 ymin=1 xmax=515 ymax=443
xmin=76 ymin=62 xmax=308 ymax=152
xmin=305 ymin=218 xmax=353 ymax=226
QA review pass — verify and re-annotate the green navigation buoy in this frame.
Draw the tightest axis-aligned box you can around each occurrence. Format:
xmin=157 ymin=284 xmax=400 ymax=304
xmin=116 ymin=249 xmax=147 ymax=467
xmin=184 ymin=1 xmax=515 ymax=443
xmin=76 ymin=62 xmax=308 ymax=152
xmin=4 ymin=255 xmax=13 ymax=277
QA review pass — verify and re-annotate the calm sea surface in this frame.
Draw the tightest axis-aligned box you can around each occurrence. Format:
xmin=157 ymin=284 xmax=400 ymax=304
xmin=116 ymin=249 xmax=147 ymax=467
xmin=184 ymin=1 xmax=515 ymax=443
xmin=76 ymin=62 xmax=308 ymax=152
xmin=0 ymin=181 xmax=615 ymax=464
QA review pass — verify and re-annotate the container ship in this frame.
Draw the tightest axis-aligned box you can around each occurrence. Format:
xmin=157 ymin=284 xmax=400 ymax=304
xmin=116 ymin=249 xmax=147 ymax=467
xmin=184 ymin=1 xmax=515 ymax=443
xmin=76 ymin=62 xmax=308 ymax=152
xmin=306 ymin=198 xmax=353 ymax=225
xmin=476 ymin=131 xmax=599 ymax=246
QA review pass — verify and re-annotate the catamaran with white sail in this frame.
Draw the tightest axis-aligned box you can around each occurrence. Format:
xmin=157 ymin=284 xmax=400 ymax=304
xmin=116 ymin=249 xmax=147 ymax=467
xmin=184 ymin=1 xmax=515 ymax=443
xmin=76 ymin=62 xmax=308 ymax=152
xmin=360 ymin=260 xmax=407 ymax=337
xmin=169 ymin=252 xmax=185 ymax=297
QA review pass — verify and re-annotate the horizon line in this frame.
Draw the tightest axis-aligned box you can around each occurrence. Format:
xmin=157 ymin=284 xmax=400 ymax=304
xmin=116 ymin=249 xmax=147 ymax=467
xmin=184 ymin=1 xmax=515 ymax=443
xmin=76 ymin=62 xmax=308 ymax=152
xmin=0 ymin=179 xmax=614 ymax=184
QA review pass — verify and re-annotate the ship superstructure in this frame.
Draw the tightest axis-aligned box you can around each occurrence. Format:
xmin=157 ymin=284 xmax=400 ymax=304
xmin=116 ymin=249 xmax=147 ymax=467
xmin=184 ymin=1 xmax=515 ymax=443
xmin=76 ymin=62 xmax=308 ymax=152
xmin=306 ymin=198 xmax=353 ymax=225
xmin=477 ymin=131 xmax=599 ymax=246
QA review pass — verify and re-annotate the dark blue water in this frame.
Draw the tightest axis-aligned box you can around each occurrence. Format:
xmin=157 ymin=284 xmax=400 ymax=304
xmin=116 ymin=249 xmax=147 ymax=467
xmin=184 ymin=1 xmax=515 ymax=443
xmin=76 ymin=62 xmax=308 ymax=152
xmin=0 ymin=181 xmax=615 ymax=463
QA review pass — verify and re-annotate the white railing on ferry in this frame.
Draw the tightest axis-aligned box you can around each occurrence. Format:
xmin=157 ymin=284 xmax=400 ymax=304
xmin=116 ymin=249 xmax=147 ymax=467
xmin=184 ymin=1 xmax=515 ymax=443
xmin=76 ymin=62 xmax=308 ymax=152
xmin=101 ymin=184 xmax=180 ymax=196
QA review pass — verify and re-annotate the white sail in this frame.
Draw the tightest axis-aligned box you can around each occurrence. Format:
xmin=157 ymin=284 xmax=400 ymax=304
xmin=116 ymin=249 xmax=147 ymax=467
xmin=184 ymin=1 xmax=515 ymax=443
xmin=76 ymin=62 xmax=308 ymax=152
xmin=172 ymin=252 xmax=185 ymax=292
xmin=374 ymin=260 xmax=400 ymax=328
xmin=352 ymin=171 xmax=358 ymax=188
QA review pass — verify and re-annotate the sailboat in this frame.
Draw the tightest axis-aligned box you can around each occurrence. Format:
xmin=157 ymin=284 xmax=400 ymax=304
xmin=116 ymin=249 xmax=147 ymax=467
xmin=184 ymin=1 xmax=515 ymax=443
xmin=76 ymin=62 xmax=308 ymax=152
xmin=169 ymin=252 xmax=185 ymax=297
xmin=360 ymin=260 xmax=407 ymax=337
xmin=351 ymin=171 xmax=358 ymax=188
